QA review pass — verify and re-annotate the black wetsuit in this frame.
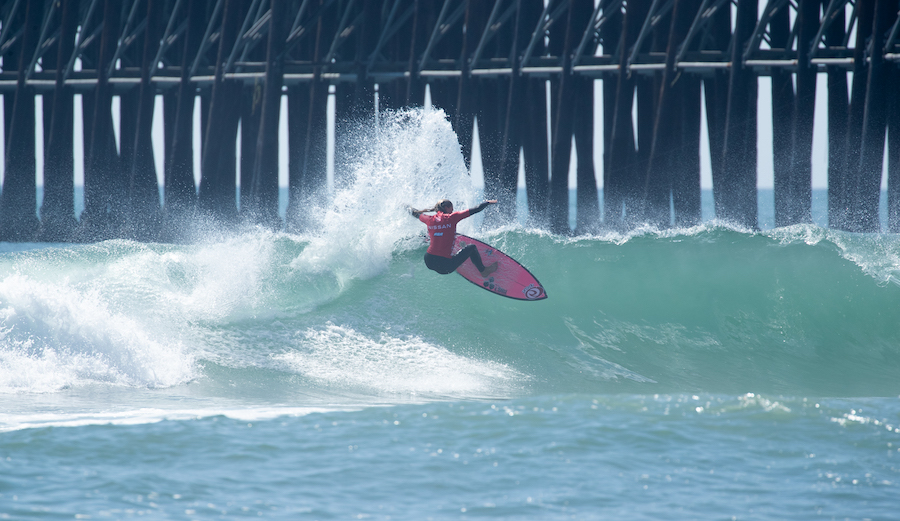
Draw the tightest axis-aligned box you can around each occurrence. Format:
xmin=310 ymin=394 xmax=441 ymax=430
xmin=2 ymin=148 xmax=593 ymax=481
xmin=424 ymin=244 xmax=485 ymax=274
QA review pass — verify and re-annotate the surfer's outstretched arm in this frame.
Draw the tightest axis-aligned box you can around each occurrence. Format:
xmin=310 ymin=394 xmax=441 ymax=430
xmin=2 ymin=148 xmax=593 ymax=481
xmin=409 ymin=199 xmax=496 ymax=218
xmin=467 ymin=200 xmax=498 ymax=215
xmin=407 ymin=204 xmax=439 ymax=218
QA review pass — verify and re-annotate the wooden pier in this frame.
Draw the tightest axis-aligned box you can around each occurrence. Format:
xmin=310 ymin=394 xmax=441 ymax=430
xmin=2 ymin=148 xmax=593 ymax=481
xmin=1 ymin=0 xmax=899 ymax=241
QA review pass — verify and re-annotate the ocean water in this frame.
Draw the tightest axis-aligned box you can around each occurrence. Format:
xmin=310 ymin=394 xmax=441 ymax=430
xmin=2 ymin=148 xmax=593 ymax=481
xmin=3 ymin=108 xmax=900 ymax=519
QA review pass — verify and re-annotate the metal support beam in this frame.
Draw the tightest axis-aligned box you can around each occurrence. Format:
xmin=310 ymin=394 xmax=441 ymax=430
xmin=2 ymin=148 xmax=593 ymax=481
xmin=26 ymin=0 xmax=62 ymax=81
xmin=572 ymin=0 xmax=624 ymax=68
xmin=521 ymin=0 xmax=568 ymax=69
xmin=367 ymin=0 xmax=412 ymax=71
xmin=150 ymin=0 xmax=186 ymax=76
xmin=107 ymin=0 xmax=146 ymax=77
xmin=0 ymin=0 xmax=25 ymax=57
xmin=63 ymin=0 xmax=101 ymax=78
xmin=324 ymin=0 xmax=363 ymax=65
xmin=810 ymin=0 xmax=855 ymax=59
xmin=418 ymin=0 xmax=465 ymax=73
xmin=628 ymin=0 xmax=674 ymax=68
xmin=468 ymin=0 xmax=518 ymax=71
xmin=230 ymin=0 xmax=270 ymax=71
xmin=744 ymin=0 xmax=792 ymax=61
xmin=189 ymin=0 xmax=225 ymax=77
xmin=675 ymin=0 xmax=731 ymax=63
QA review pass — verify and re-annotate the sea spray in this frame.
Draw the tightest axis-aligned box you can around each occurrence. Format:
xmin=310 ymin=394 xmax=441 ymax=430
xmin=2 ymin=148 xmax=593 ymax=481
xmin=292 ymin=107 xmax=481 ymax=281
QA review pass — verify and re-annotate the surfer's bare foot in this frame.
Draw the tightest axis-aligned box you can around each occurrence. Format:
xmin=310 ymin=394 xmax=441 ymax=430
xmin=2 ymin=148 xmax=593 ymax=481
xmin=480 ymin=262 xmax=498 ymax=277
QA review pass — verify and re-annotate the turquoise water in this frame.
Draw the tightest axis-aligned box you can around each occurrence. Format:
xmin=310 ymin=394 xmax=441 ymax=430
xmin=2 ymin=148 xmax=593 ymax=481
xmin=3 ymin=108 xmax=900 ymax=519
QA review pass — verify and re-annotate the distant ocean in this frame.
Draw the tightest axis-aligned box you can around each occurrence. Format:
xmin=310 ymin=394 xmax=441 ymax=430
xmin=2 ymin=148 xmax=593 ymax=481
xmin=4 ymin=108 xmax=899 ymax=519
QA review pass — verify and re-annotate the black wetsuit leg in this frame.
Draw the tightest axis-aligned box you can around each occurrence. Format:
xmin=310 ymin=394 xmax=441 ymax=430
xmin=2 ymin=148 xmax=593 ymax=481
xmin=424 ymin=245 xmax=486 ymax=274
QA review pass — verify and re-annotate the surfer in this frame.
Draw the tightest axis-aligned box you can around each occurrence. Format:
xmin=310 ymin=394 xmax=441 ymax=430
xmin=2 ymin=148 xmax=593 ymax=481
xmin=407 ymin=199 xmax=499 ymax=278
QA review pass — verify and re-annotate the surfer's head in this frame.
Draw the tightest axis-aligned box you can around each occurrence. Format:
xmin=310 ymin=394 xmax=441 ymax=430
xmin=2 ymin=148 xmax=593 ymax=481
xmin=437 ymin=199 xmax=453 ymax=213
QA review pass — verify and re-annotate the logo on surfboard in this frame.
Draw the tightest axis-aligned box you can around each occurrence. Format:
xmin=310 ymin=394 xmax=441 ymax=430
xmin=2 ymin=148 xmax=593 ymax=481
xmin=483 ymin=276 xmax=507 ymax=295
xmin=522 ymin=283 xmax=544 ymax=300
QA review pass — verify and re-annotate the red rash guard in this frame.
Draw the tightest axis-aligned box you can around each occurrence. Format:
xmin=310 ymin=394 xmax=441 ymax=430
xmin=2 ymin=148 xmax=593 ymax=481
xmin=419 ymin=209 xmax=471 ymax=257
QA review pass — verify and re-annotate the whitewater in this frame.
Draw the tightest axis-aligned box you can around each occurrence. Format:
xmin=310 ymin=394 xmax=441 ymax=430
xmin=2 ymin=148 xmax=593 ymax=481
xmin=1 ymin=108 xmax=899 ymax=519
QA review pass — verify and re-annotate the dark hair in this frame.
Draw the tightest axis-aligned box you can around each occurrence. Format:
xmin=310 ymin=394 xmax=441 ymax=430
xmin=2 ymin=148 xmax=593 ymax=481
xmin=437 ymin=199 xmax=452 ymax=212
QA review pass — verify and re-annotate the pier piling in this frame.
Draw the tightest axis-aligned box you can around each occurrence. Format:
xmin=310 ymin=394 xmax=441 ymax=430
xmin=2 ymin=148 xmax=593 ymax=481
xmin=0 ymin=0 xmax=41 ymax=241
xmin=0 ymin=0 xmax=899 ymax=240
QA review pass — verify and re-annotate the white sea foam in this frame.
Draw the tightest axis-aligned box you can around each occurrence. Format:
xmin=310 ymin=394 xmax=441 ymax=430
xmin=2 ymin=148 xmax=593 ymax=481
xmin=762 ymin=223 xmax=900 ymax=286
xmin=0 ymin=274 xmax=194 ymax=393
xmin=291 ymin=108 xmax=480 ymax=282
xmin=275 ymin=323 xmax=523 ymax=399
xmin=159 ymin=232 xmax=280 ymax=322
xmin=0 ymin=405 xmax=345 ymax=432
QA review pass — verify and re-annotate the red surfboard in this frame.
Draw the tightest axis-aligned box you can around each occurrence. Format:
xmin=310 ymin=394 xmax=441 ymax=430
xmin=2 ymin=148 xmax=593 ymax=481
xmin=452 ymin=234 xmax=547 ymax=301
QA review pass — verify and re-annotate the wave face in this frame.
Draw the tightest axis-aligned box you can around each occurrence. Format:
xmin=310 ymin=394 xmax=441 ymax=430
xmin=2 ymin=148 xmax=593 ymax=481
xmin=2 ymin=108 xmax=900 ymax=408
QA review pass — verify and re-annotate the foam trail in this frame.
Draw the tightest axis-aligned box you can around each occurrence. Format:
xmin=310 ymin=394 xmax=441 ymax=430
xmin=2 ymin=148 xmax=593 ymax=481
xmin=275 ymin=323 xmax=523 ymax=399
